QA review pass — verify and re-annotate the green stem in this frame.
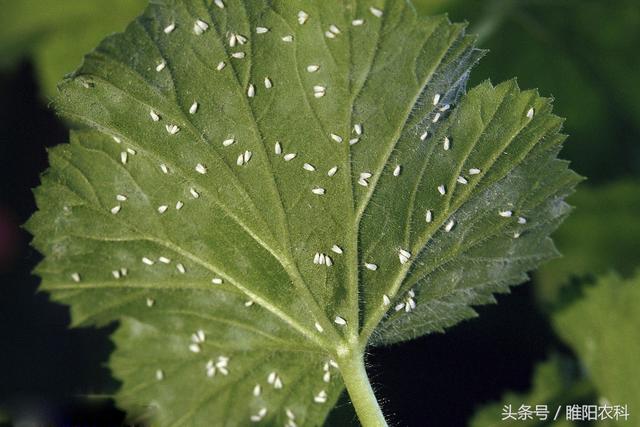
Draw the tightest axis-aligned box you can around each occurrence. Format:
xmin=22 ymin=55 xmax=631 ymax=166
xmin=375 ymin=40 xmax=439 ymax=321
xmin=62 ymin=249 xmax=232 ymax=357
xmin=339 ymin=350 xmax=388 ymax=427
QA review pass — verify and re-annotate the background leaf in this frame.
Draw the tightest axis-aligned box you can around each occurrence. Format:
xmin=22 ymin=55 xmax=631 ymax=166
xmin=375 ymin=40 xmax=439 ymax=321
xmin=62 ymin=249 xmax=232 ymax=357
xmin=0 ymin=0 xmax=146 ymax=97
xmin=553 ymin=272 xmax=640 ymax=423
xmin=26 ymin=0 xmax=578 ymax=424
xmin=413 ymin=0 xmax=640 ymax=183
xmin=535 ymin=182 xmax=640 ymax=305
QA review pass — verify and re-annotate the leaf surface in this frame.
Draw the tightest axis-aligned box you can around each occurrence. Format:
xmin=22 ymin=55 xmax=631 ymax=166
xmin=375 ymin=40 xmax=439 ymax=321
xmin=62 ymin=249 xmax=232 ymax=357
xmin=27 ymin=0 xmax=579 ymax=424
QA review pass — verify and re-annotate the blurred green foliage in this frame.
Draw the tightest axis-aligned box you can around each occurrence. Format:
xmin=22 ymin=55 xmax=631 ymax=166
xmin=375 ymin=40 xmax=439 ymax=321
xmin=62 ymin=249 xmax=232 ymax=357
xmin=471 ymin=271 xmax=640 ymax=426
xmin=554 ymin=272 xmax=640 ymax=421
xmin=470 ymin=355 xmax=589 ymax=427
xmin=0 ymin=0 xmax=146 ymax=98
xmin=415 ymin=0 xmax=640 ymax=183
xmin=535 ymin=181 xmax=640 ymax=304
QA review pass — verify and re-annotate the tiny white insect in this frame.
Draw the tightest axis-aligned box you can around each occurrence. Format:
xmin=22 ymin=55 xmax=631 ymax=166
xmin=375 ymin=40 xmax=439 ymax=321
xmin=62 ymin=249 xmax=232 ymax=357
xmin=150 ymin=110 xmax=160 ymax=121
xmin=303 ymin=163 xmax=316 ymax=171
xmin=71 ymin=272 xmax=81 ymax=283
xmin=297 ymin=10 xmax=309 ymax=25
xmin=352 ymin=19 xmax=365 ymax=26
xmin=354 ymin=123 xmax=363 ymax=135
xmin=189 ymin=102 xmax=198 ymax=114
xmin=190 ymin=188 xmax=200 ymax=198
xmin=214 ymin=0 xmax=225 ymax=9
xmin=243 ymin=151 xmax=252 ymax=164
xmin=195 ymin=163 xmax=207 ymax=174
xmin=314 ymin=89 xmax=326 ymax=98
xmin=324 ymin=255 xmax=333 ymax=267
xmin=365 ymin=262 xmax=378 ymax=271
xmin=176 ymin=263 xmax=186 ymax=274
xmin=323 ymin=371 xmax=331 ymax=383
xmin=330 ymin=133 xmax=342 ymax=143
xmin=222 ymin=138 xmax=235 ymax=147
xmin=327 ymin=166 xmax=338 ymax=177
xmin=393 ymin=165 xmax=401 ymax=176
xmin=398 ymin=248 xmax=412 ymax=264
xmin=156 ymin=369 xmax=164 ymax=380
xmin=438 ymin=184 xmax=446 ymax=195
xmin=358 ymin=178 xmax=369 ymax=187
xmin=264 ymin=77 xmax=273 ymax=89
xmin=216 ymin=61 xmax=226 ymax=71
xmin=127 ymin=148 xmax=136 ymax=155
xmin=146 ymin=298 xmax=155 ymax=307
xmin=120 ymin=268 xmax=128 ymax=277
xmin=282 ymin=35 xmax=293 ymax=42
xmin=110 ymin=205 xmax=122 ymax=215
xmin=420 ymin=131 xmax=429 ymax=141
xmin=432 ymin=112 xmax=441 ymax=123
xmin=360 ymin=172 xmax=372 ymax=179
xmin=445 ymin=219 xmax=456 ymax=232
xmin=159 ymin=164 xmax=168 ymax=174
xmin=157 ymin=205 xmax=168 ymax=214
xmin=325 ymin=31 xmax=336 ymax=39
xmin=499 ymin=210 xmax=513 ymax=218
xmin=247 ymin=84 xmax=255 ymax=97
xmin=142 ymin=257 xmax=154 ymax=266
xmin=314 ymin=390 xmax=328 ymax=404
xmin=456 ymin=176 xmax=468 ymax=185
xmin=331 ymin=245 xmax=343 ymax=254
xmin=527 ymin=107 xmax=535 ymax=119
xmin=440 ymin=104 xmax=451 ymax=112
xmin=306 ymin=64 xmax=320 ymax=73
xmin=229 ymin=33 xmax=238 ymax=48
xmin=311 ymin=187 xmax=326 ymax=195
xmin=425 ymin=210 xmax=433 ymax=223
xmin=116 ymin=194 xmax=127 ymax=202
xmin=334 ymin=316 xmax=347 ymax=326
xmin=253 ymin=384 xmax=262 ymax=397
xmin=156 ymin=60 xmax=166 ymax=72
xmin=164 ymin=23 xmax=175 ymax=34
xmin=256 ymin=26 xmax=269 ymax=34
xmin=349 ymin=138 xmax=360 ymax=145
xmin=244 ymin=300 xmax=254 ymax=307
xmin=370 ymin=7 xmax=383 ymax=17
xmin=231 ymin=52 xmax=246 ymax=59
xmin=518 ymin=216 xmax=527 ymax=224
xmin=193 ymin=19 xmax=209 ymax=35
xmin=165 ymin=124 xmax=180 ymax=135
xmin=283 ymin=153 xmax=297 ymax=161
xmin=211 ymin=277 xmax=223 ymax=285
xmin=286 ymin=409 xmax=296 ymax=420
xmin=443 ymin=137 xmax=451 ymax=151
xmin=433 ymin=93 xmax=441 ymax=105
xmin=329 ymin=24 xmax=341 ymax=34
xmin=383 ymin=294 xmax=391 ymax=306
xmin=113 ymin=136 xmax=122 ymax=144
xmin=315 ymin=321 xmax=324 ymax=333
xmin=158 ymin=256 xmax=171 ymax=264
xmin=274 ymin=142 xmax=282 ymax=155
xmin=189 ymin=343 xmax=201 ymax=353
xmin=469 ymin=168 xmax=481 ymax=175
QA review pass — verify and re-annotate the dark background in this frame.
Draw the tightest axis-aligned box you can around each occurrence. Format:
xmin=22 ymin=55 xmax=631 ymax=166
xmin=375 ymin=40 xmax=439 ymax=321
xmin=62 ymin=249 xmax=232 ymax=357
xmin=1 ymin=0 xmax=639 ymax=425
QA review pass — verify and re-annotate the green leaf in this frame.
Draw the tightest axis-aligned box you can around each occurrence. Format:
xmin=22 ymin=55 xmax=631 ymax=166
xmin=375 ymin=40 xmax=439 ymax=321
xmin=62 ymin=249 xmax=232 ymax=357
xmin=27 ymin=0 xmax=579 ymax=424
xmin=553 ymin=272 xmax=640 ymax=422
xmin=0 ymin=0 xmax=146 ymax=97
xmin=536 ymin=182 xmax=640 ymax=305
